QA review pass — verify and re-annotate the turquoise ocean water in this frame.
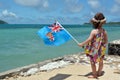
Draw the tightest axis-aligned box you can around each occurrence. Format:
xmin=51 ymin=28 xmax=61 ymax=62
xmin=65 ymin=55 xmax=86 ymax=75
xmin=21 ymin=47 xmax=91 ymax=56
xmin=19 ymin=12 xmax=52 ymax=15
xmin=0 ymin=24 xmax=120 ymax=72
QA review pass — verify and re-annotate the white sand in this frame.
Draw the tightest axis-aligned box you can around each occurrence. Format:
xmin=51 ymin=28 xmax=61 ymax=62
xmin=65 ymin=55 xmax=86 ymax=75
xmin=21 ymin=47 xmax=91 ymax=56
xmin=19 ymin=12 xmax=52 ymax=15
xmin=8 ymin=63 xmax=120 ymax=80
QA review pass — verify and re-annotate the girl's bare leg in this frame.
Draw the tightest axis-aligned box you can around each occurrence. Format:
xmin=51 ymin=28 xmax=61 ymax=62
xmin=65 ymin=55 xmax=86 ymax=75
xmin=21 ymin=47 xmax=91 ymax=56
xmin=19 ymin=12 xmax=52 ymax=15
xmin=88 ymin=61 xmax=97 ymax=78
xmin=98 ymin=58 xmax=103 ymax=76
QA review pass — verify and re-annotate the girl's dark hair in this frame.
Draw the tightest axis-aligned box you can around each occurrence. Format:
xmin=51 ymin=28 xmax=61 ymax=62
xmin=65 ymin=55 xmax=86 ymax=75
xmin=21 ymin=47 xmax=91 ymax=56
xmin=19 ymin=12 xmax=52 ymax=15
xmin=91 ymin=12 xmax=106 ymax=29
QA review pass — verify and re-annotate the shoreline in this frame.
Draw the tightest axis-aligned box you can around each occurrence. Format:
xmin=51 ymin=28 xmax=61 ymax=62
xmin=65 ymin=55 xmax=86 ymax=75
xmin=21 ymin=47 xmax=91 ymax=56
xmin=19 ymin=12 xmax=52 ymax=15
xmin=0 ymin=55 xmax=64 ymax=79
xmin=0 ymin=52 xmax=120 ymax=80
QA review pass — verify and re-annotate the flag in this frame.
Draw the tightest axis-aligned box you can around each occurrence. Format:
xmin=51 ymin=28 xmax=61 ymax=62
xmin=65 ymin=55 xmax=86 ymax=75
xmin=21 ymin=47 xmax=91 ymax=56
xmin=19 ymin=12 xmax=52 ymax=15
xmin=37 ymin=22 xmax=71 ymax=46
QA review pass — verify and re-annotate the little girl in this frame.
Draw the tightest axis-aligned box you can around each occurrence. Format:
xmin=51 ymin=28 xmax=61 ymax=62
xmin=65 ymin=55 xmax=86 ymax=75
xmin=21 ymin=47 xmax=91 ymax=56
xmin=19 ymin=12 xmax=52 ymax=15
xmin=78 ymin=12 xmax=108 ymax=78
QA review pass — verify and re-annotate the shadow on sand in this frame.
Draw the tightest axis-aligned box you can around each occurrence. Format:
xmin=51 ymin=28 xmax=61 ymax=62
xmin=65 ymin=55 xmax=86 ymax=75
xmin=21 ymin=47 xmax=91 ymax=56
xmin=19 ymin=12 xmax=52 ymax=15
xmin=49 ymin=73 xmax=71 ymax=80
xmin=78 ymin=71 xmax=105 ymax=79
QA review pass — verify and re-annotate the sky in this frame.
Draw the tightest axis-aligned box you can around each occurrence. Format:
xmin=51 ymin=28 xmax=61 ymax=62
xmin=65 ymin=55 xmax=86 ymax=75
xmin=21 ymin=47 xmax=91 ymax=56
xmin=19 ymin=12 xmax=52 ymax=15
xmin=0 ymin=0 xmax=120 ymax=24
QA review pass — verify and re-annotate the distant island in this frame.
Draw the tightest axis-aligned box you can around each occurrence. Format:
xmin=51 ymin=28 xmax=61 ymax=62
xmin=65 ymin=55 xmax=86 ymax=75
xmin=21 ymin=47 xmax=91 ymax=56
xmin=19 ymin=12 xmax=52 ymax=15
xmin=84 ymin=22 xmax=120 ymax=25
xmin=0 ymin=20 xmax=8 ymax=24
xmin=107 ymin=22 xmax=120 ymax=24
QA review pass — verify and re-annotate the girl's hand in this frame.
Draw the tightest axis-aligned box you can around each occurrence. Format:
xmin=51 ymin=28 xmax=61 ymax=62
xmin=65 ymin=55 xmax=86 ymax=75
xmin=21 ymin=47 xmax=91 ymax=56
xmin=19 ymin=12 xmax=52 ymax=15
xmin=78 ymin=43 xmax=83 ymax=47
xmin=78 ymin=43 xmax=85 ymax=48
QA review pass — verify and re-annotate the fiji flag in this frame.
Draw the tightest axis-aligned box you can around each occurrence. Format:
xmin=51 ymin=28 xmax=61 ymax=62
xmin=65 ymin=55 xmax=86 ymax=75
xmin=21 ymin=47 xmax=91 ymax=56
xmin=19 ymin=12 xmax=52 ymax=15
xmin=37 ymin=22 xmax=71 ymax=46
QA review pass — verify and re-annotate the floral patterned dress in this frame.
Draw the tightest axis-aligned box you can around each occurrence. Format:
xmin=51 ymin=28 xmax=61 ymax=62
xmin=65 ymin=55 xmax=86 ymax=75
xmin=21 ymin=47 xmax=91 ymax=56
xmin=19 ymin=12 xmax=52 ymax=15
xmin=85 ymin=30 xmax=106 ymax=63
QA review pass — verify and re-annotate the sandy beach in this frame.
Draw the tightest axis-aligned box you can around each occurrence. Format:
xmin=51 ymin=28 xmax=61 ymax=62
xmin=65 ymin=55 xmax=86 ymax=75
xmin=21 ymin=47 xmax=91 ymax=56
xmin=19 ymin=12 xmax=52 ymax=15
xmin=6 ymin=64 xmax=120 ymax=80
xmin=1 ymin=53 xmax=120 ymax=80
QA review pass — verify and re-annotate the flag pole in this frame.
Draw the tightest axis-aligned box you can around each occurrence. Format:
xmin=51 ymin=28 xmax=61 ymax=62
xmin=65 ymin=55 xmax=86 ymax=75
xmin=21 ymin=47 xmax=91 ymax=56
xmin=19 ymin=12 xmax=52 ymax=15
xmin=56 ymin=21 xmax=79 ymax=44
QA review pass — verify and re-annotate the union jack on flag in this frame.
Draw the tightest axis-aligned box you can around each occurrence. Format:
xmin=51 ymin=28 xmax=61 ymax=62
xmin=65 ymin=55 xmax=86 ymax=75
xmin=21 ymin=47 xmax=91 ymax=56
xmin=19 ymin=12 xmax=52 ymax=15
xmin=49 ymin=22 xmax=63 ymax=33
xmin=37 ymin=21 xmax=71 ymax=46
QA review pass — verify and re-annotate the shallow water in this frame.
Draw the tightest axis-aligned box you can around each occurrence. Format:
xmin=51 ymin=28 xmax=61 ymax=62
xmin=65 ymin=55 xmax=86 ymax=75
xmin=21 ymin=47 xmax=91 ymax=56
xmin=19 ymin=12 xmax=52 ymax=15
xmin=0 ymin=24 xmax=120 ymax=72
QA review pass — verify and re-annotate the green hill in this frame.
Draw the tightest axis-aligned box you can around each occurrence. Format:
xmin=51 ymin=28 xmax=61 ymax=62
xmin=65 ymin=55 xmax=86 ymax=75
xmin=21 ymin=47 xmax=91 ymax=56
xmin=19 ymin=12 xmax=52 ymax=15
xmin=0 ymin=20 xmax=8 ymax=24
xmin=84 ymin=22 xmax=120 ymax=25
xmin=107 ymin=22 xmax=120 ymax=24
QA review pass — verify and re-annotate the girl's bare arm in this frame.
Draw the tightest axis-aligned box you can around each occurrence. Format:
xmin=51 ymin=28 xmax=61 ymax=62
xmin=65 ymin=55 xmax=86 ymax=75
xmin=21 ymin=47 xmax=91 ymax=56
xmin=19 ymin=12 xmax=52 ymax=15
xmin=78 ymin=30 xmax=95 ymax=47
xmin=104 ymin=31 xmax=108 ymax=44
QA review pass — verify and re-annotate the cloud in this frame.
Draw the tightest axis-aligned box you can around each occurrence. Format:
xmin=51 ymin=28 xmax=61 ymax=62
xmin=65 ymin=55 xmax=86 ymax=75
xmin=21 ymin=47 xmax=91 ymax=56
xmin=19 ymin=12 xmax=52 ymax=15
xmin=14 ymin=0 xmax=82 ymax=14
xmin=88 ymin=0 xmax=100 ymax=9
xmin=0 ymin=10 xmax=19 ymax=24
xmin=14 ymin=0 xmax=40 ymax=6
xmin=67 ymin=4 xmax=83 ymax=13
xmin=42 ymin=1 xmax=49 ymax=8
xmin=111 ymin=0 xmax=120 ymax=14
xmin=14 ymin=0 xmax=49 ymax=8
xmin=115 ymin=0 xmax=120 ymax=4
xmin=64 ymin=0 xmax=83 ymax=13
xmin=1 ymin=9 xmax=17 ymax=18
xmin=14 ymin=0 xmax=50 ymax=12
xmin=111 ymin=5 xmax=120 ymax=13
